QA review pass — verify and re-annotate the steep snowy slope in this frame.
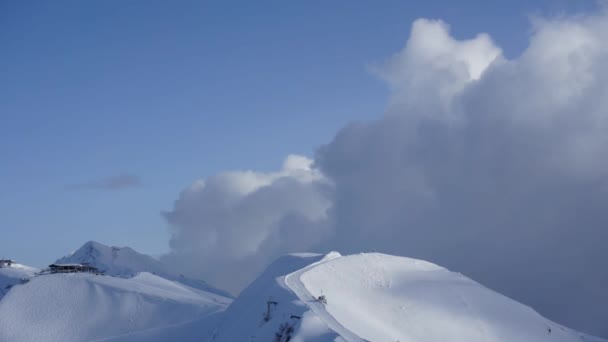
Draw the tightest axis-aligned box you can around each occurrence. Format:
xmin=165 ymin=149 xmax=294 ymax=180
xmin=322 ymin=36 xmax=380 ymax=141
xmin=210 ymin=252 xmax=343 ymax=342
xmin=0 ymin=272 xmax=231 ymax=342
xmin=56 ymin=241 xmax=231 ymax=297
xmin=292 ymin=253 xmax=608 ymax=342
xmin=211 ymin=252 xmax=606 ymax=342
xmin=56 ymin=241 xmax=166 ymax=277
xmin=0 ymin=263 xmax=38 ymax=299
xmin=2 ymin=251 xmax=604 ymax=341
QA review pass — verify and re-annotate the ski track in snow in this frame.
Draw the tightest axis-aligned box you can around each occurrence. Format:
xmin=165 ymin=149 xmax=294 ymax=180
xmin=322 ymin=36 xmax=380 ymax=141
xmin=284 ymin=254 xmax=367 ymax=342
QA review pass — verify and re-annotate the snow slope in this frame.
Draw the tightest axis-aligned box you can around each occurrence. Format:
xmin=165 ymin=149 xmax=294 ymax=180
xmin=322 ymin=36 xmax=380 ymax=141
xmin=290 ymin=253 xmax=606 ymax=342
xmin=210 ymin=252 xmax=606 ymax=342
xmin=284 ymin=255 xmax=363 ymax=342
xmin=0 ymin=272 xmax=231 ymax=342
xmin=1 ymin=250 xmax=604 ymax=342
xmin=209 ymin=252 xmax=343 ymax=342
xmin=56 ymin=241 xmax=231 ymax=297
xmin=0 ymin=263 xmax=38 ymax=300
xmin=99 ymin=313 xmax=224 ymax=342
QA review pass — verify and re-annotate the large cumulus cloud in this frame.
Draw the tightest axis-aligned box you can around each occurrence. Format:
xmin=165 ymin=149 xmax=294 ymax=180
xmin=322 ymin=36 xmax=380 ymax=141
xmin=164 ymin=13 xmax=608 ymax=336
xmin=317 ymin=15 xmax=608 ymax=336
xmin=162 ymin=155 xmax=331 ymax=293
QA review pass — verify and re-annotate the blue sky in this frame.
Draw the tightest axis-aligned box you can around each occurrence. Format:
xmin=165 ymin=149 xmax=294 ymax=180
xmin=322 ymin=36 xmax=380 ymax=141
xmin=0 ymin=0 xmax=600 ymax=266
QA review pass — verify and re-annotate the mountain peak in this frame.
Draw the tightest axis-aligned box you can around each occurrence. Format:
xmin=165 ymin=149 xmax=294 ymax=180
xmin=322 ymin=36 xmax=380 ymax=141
xmin=56 ymin=241 xmax=232 ymax=298
xmin=57 ymin=241 xmax=168 ymax=277
xmin=78 ymin=241 xmax=136 ymax=256
xmin=212 ymin=252 xmax=608 ymax=342
xmin=82 ymin=240 xmax=104 ymax=248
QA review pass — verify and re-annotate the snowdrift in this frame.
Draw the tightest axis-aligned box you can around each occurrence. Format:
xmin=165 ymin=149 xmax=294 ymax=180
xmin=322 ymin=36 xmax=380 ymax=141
xmin=0 ymin=272 xmax=231 ymax=342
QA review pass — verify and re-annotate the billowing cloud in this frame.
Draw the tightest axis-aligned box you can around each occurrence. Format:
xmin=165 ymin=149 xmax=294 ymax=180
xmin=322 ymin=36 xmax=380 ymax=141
xmin=164 ymin=13 xmax=608 ymax=336
xmin=317 ymin=16 xmax=608 ymax=336
xmin=67 ymin=174 xmax=141 ymax=190
xmin=162 ymin=155 xmax=332 ymax=293
xmin=373 ymin=19 xmax=502 ymax=117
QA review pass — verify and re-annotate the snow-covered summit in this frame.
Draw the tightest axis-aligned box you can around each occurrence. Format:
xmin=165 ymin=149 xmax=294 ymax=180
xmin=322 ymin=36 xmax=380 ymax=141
xmin=2 ymin=249 xmax=605 ymax=341
xmin=56 ymin=241 xmax=167 ymax=277
xmin=0 ymin=243 xmax=233 ymax=342
xmin=209 ymin=252 xmax=339 ymax=342
xmin=211 ymin=252 xmax=607 ymax=342
xmin=56 ymin=241 xmax=231 ymax=297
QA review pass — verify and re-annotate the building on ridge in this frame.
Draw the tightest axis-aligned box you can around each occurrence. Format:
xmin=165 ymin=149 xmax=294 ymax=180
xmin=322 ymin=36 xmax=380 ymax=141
xmin=48 ymin=263 xmax=99 ymax=274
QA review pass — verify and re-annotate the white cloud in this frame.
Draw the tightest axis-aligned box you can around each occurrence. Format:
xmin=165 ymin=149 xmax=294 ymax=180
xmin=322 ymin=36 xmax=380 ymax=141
xmin=162 ymin=155 xmax=331 ymax=293
xmin=317 ymin=13 xmax=608 ymax=336
xmin=373 ymin=19 xmax=502 ymax=118
xmin=164 ymin=12 xmax=608 ymax=336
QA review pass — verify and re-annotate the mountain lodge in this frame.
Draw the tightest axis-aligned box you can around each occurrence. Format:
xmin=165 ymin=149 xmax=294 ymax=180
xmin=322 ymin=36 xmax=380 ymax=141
xmin=0 ymin=259 xmax=15 ymax=268
xmin=48 ymin=263 xmax=99 ymax=274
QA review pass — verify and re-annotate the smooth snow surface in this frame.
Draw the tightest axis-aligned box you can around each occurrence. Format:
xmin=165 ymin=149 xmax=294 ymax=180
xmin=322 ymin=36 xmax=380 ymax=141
xmin=210 ymin=252 xmax=606 ymax=342
xmin=285 ymin=253 xmax=363 ymax=342
xmin=290 ymin=253 xmax=606 ymax=342
xmin=0 ymin=272 xmax=231 ymax=342
xmin=57 ymin=241 xmax=231 ymax=297
xmin=99 ymin=313 xmax=224 ymax=342
xmin=209 ymin=252 xmax=342 ymax=342
xmin=0 ymin=263 xmax=38 ymax=299
xmin=1 ymin=251 xmax=604 ymax=342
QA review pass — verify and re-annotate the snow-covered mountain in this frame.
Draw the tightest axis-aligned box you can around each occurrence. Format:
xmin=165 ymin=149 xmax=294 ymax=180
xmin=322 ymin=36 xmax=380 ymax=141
xmin=210 ymin=252 xmax=607 ymax=342
xmin=0 ymin=263 xmax=39 ymax=300
xmin=0 ymin=271 xmax=231 ymax=342
xmin=56 ymin=241 xmax=231 ymax=298
xmin=1 ymin=248 xmax=605 ymax=342
xmin=0 ymin=243 xmax=233 ymax=342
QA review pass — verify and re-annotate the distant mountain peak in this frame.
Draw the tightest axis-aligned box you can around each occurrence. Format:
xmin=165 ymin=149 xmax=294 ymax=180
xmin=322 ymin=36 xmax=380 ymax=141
xmin=56 ymin=241 xmax=153 ymax=276
xmin=56 ymin=241 xmax=232 ymax=298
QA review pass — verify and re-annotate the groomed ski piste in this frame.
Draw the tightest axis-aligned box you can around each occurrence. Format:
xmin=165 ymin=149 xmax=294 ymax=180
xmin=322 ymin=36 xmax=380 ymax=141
xmin=284 ymin=252 xmax=363 ymax=342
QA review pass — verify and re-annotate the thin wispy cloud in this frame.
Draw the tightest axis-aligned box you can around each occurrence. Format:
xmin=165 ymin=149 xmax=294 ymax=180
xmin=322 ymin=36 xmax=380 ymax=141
xmin=67 ymin=174 xmax=141 ymax=191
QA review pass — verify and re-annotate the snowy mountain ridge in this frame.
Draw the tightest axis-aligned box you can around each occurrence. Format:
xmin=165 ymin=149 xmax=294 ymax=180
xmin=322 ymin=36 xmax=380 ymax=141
xmin=0 ymin=271 xmax=231 ymax=342
xmin=56 ymin=241 xmax=166 ymax=277
xmin=1 ymin=245 xmax=606 ymax=341
xmin=56 ymin=241 xmax=232 ymax=298
xmin=210 ymin=252 xmax=607 ymax=342
xmin=0 ymin=242 xmax=233 ymax=342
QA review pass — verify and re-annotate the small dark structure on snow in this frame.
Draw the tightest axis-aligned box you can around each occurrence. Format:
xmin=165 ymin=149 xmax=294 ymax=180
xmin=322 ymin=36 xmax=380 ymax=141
xmin=264 ymin=298 xmax=278 ymax=322
xmin=0 ymin=259 xmax=15 ymax=268
xmin=48 ymin=263 xmax=99 ymax=274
